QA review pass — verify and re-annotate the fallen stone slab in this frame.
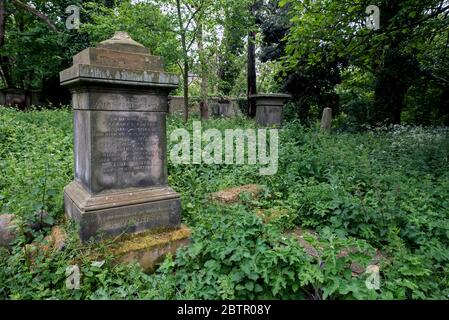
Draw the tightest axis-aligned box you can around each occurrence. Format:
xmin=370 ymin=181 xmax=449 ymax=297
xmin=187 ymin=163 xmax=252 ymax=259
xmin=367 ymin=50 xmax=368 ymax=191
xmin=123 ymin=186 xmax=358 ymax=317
xmin=24 ymin=225 xmax=68 ymax=263
xmin=210 ymin=184 xmax=262 ymax=204
xmin=337 ymin=247 xmax=383 ymax=272
xmin=287 ymin=227 xmax=383 ymax=277
xmin=111 ymin=225 xmax=191 ymax=273
xmin=50 ymin=226 xmax=67 ymax=251
xmin=0 ymin=214 xmax=18 ymax=249
xmin=287 ymin=227 xmax=322 ymax=259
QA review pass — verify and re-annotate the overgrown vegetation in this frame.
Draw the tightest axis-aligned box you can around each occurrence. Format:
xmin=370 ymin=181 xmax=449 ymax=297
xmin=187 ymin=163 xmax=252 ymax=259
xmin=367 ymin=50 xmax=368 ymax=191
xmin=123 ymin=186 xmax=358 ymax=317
xmin=1 ymin=108 xmax=448 ymax=300
xmin=2 ymin=1 xmax=448 ymax=126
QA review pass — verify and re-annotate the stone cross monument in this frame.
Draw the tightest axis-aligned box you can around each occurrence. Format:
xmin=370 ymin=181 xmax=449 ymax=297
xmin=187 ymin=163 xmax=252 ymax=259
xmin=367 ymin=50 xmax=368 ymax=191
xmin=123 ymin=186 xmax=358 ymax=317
xmin=61 ymin=32 xmax=181 ymax=242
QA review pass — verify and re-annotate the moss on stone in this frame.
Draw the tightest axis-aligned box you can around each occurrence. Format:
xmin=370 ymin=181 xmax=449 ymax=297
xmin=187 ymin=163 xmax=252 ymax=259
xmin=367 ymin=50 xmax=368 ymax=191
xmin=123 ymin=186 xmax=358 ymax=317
xmin=111 ymin=225 xmax=191 ymax=255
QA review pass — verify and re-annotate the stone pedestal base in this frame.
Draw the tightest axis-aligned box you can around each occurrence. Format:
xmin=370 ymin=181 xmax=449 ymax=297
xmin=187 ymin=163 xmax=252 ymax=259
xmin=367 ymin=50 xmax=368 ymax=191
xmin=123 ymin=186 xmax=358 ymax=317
xmin=112 ymin=225 xmax=191 ymax=273
xmin=64 ymin=181 xmax=181 ymax=242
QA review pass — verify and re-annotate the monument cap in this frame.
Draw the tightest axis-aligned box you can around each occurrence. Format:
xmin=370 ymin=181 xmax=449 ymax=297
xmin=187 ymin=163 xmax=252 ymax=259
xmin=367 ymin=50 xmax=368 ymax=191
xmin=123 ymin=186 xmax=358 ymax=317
xmin=60 ymin=31 xmax=178 ymax=88
xmin=97 ymin=31 xmax=150 ymax=54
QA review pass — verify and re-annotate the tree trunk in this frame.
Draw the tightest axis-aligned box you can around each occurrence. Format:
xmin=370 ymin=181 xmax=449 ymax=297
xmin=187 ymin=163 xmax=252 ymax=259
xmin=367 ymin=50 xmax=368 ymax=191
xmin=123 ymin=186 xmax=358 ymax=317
xmin=0 ymin=0 xmax=59 ymax=89
xmin=183 ymin=59 xmax=189 ymax=122
xmin=176 ymin=0 xmax=189 ymax=122
xmin=371 ymin=2 xmax=417 ymax=125
xmin=373 ymin=80 xmax=404 ymax=125
xmin=372 ymin=49 xmax=416 ymax=125
xmin=197 ymin=22 xmax=209 ymax=120
xmin=0 ymin=0 xmax=11 ymax=87
xmin=247 ymin=3 xmax=257 ymax=118
xmin=0 ymin=0 xmax=6 ymax=48
xmin=11 ymin=0 xmax=57 ymax=32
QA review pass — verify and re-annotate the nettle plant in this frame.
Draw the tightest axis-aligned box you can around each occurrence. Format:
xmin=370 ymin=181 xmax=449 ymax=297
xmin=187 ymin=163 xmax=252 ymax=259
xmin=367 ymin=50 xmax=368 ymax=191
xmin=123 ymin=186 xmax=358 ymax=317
xmin=158 ymin=204 xmax=381 ymax=300
xmin=1 ymin=109 xmax=449 ymax=300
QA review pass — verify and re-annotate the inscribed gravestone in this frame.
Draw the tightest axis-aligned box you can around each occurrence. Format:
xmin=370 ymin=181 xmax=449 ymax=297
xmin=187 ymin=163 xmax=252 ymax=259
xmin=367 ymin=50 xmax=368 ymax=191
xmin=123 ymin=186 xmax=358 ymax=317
xmin=60 ymin=32 xmax=181 ymax=241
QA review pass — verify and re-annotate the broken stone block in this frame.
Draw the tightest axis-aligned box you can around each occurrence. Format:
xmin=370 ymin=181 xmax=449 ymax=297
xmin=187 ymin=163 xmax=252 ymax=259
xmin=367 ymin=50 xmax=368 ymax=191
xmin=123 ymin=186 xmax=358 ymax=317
xmin=24 ymin=225 xmax=68 ymax=264
xmin=210 ymin=184 xmax=262 ymax=204
xmin=50 ymin=226 xmax=67 ymax=251
xmin=0 ymin=214 xmax=18 ymax=249
xmin=288 ymin=227 xmax=322 ymax=259
xmin=287 ymin=227 xmax=383 ymax=277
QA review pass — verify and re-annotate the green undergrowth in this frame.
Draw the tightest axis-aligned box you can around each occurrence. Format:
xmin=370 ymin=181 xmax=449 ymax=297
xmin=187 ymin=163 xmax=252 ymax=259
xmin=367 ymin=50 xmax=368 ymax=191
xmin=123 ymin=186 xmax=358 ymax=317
xmin=1 ymin=107 xmax=449 ymax=300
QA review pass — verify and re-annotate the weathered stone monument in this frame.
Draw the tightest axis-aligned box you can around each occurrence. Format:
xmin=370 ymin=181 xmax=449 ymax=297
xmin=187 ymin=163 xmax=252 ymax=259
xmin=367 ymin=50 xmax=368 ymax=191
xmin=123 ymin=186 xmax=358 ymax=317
xmin=252 ymin=94 xmax=291 ymax=127
xmin=320 ymin=107 xmax=333 ymax=131
xmin=60 ymin=32 xmax=184 ymax=244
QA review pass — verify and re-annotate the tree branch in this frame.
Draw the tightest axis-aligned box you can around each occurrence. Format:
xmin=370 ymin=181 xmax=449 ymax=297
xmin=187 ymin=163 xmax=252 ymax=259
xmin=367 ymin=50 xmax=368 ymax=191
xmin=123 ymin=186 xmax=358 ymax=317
xmin=11 ymin=0 xmax=58 ymax=32
xmin=177 ymin=61 xmax=184 ymax=74
xmin=187 ymin=25 xmax=200 ymax=51
xmin=184 ymin=0 xmax=204 ymax=32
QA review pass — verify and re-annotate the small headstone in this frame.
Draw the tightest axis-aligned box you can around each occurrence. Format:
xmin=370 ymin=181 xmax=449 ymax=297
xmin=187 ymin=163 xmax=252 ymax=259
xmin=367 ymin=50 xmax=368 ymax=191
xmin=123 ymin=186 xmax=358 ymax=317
xmin=60 ymin=32 xmax=182 ymax=242
xmin=320 ymin=107 xmax=333 ymax=131
xmin=24 ymin=226 xmax=68 ymax=260
xmin=211 ymin=102 xmax=220 ymax=116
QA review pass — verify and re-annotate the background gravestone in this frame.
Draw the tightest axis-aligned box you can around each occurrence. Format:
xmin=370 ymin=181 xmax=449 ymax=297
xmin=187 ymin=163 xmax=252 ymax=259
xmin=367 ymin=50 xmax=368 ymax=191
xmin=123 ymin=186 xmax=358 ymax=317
xmin=321 ymin=107 xmax=333 ymax=131
xmin=252 ymin=94 xmax=291 ymax=127
xmin=60 ymin=32 xmax=182 ymax=242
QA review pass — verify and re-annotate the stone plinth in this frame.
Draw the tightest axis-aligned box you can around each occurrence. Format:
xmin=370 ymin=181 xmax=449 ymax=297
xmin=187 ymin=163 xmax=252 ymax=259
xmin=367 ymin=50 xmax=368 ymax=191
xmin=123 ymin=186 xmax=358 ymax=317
xmin=252 ymin=94 xmax=291 ymax=127
xmin=61 ymin=32 xmax=182 ymax=242
xmin=112 ymin=225 xmax=191 ymax=273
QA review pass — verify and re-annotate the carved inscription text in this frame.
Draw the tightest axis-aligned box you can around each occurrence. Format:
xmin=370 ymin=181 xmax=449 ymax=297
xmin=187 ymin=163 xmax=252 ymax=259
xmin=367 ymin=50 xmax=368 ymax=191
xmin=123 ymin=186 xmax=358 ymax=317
xmin=94 ymin=114 xmax=160 ymax=175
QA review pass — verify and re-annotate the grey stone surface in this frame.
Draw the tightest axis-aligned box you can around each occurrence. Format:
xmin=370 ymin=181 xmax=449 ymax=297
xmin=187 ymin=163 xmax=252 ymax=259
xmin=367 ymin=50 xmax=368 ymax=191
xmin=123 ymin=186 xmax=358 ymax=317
xmin=64 ymin=181 xmax=181 ymax=241
xmin=73 ymin=109 xmax=168 ymax=193
xmin=0 ymin=214 xmax=18 ymax=249
xmin=60 ymin=64 xmax=179 ymax=88
xmin=72 ymin=48 xmax=165 ymax=72
xmin=321 ymin=107 xmax=333 ymax=131
xmin=60 ymin=32 xmax=181 ymax=242
xmin=252 ymin=94 xmax=291 ymax=127
xmin=112 ymin=225 xmax=191 ymax=273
